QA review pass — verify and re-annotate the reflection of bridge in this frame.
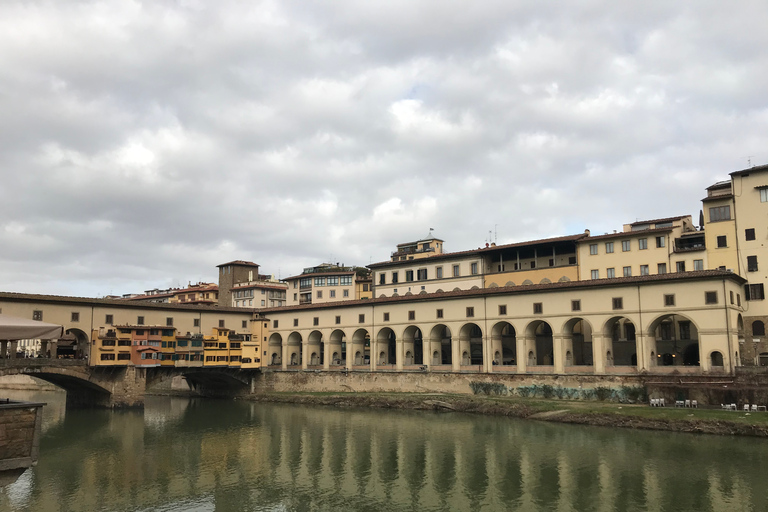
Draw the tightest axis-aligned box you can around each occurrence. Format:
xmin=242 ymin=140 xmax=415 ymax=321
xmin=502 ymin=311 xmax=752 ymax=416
xmin=0 ymin=359 xmax=259 ymax=408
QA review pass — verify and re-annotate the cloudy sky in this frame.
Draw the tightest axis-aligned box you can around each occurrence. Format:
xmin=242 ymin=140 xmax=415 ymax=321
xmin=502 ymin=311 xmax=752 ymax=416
xmin=2 ymin=1 xmax=767 ymax=297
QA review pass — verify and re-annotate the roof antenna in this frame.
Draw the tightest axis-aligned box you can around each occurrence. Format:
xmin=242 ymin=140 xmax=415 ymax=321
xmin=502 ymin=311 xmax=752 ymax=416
xmin=747 ymin=155 xmax=754 ymax=167
xmin=494 ymin=224 xmax=497 ymax=243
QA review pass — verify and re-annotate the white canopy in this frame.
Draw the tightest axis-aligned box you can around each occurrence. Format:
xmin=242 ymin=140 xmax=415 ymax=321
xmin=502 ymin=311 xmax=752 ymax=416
xmin=0 ymin=314 xmax=64 ymax=341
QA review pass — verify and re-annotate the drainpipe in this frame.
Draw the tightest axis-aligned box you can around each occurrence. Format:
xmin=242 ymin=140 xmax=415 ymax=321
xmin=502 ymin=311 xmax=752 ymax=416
xmin=723 ymin=279 xmax=734 ymax=375
xmin=483 ymin=294 xmax=490 ymax=373
xmin=636 ymin=285 xmax=644 ymax=371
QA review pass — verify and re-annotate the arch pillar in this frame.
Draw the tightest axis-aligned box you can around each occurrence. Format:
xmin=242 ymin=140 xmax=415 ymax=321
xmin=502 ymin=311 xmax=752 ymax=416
xmin=369 ymin=337 xmax=377 ymax=371
xmin=323 ymin=338 xmax=331 ymax=370
xmin=519 ymin=336 xmax=534 ymax=373
xmin=396 ymin=337 xmax=404 ymax=371
xmin=592 ymin=335 xmax=606 ymax=374
xmin=301 ymin=342 xmax=308 ymax=370
xmin=635 ymin=332 xmax=650 ymax=371
xmin=281 ymin=343 xmax=288 ymax=371
xmin=553 ymin=334 xmax=565 ymax=374
xmin=452 ymin=334 xmax=461 ymax=372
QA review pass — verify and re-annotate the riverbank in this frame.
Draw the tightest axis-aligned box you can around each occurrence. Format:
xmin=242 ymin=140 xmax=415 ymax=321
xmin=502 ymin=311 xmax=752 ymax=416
xmin=246 ymin=392 xmax=768 ymax=437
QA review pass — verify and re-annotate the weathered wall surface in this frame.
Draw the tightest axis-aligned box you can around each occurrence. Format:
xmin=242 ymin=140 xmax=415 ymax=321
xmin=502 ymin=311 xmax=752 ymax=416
xmin=0 ymin=402 xmax=42 ymax=471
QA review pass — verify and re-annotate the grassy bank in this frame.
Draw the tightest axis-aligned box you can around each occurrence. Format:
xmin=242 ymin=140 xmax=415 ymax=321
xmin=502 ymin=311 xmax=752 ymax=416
xmin=247 ymin=391 xmax=768 ymax=438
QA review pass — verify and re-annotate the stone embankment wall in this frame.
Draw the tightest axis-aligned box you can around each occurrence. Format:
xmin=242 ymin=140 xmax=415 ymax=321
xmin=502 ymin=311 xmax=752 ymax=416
xmin=0 ymin=375 xmax=59 ymax=391
xmin=0 ymin=401 xmax=43 ymax=472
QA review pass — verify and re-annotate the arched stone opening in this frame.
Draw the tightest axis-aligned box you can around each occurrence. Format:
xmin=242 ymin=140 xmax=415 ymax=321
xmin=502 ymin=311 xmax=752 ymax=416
xmin=377 ymin=328 xmax=396 ymax=366
xmin=329 ymin=329 xmax=346 ymax=366
xmin=287 ymin=332 xmax=302 ymax=366
xmin=402 ymin=326 xmax=423 ymax=365
xmin=710 ymin=351 xmax=724 ymax=367
xmin=62 ymin=328 xmax=90 ymax=359
xmin=491 ymin=321 xmax=516 ymax=366
xmin=459 ymin=323 xmax=483 ymax=366
xmin=562 ymin=318 xmax=593 ymax=366
xmin=526 ymin=321 xmax=553 ymax=366
xmin=429 ymin=324 xmax=452 ymax=365
xmin=603 ymin=317 xmax=637 ymax=366
xmin=308 ymin=330 xmax=323 ymax=366
xmin=648 ymin=314 xmax=700 ymax=367
xmin=351 ymin=328 xmax=369 ymax=366
xmin=268 ymin=333 xmax=282 ymax=366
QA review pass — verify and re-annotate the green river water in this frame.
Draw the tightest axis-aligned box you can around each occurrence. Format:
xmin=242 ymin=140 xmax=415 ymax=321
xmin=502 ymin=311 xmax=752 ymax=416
xmin=0 ymin=389 xmax=766 ymax=512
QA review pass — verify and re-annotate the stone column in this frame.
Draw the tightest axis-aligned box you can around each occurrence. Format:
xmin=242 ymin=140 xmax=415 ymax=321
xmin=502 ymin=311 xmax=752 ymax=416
xmin=396 ymin=337 xmax=404 ymax=371
xmin=301 ymin=342 xmax=308 ymax=370
xmin=49 ymin=341 xmax=58 ymax=358
xmin=592 ymin=335 xmax=606 ymax=374
xmin=281 ymin=343 xmax=288 ymax=371
xmin=516 ymin=336 xmax=528 ymax=374
xmin=634 ymin=332 xmax=648 ymax=371
xmin=323 ymin=340 xmax=330 ymax=370
xmin=9 ymin=341 xmax=18 ymax=359
xmin=370 ymin=337 xmax=377 ymax=371
xmin=452 ymin=335 xmax=460 ymax=372
xmin=0 ymin=341 xmax=7 ymax=359
xmin=553 ymin=334 xmax=565 ymax=374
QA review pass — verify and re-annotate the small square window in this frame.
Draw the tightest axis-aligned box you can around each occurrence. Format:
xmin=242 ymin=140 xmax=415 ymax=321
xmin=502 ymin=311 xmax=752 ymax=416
xmin=746 ymin=228 xmax=756 ymax=241
xmin=656 ymin=236 xmax=666 ymax=248
xmin=343 ymin=289 xmax=349 ymax=297
xmin=408 ymin=311 xmax=415 ymax=321
xmin=166 ymin=317 xmax=173 ymax=327
xmin=605 ymin=242 xmax=614 ymax=253
xmin=218 ymin=320 xmax=225 ymax=328
xmin=359 ymin=314 xmax=365 ymax=323
xmin=658 ymin=263 xmax=667 ymax=274
xmin=621 ymin=240 xmax=631 ymax=252
xmin=694 ymin=259 xmax=704 ymax=271
xmin=623 ymin=266 xmax=632 ymax=277
xmin=242 ymin=320 xmax=247 ymax=329
xmin=639 ymin=238 xmax=648 ymax=250
xmin=137 ymin=316 xmax=144 ymax=325
xmin=273 ymin=320 xmax=279 ymax=328
xmin=606 ymin=268 xmax=615 ymax=279
xmin=105 ymin=314 xmax=114 ymax=325
xmin=664 ymin=294 xmax=675 ymax=306
xmin=33 ymin=310 xmax=43 ymax=321
xmin=640 ymin=265 xmax=649 ymax=276
xmin=533 ymin=303 xmax=543 ymax=314
xmin=453 ymin=265 xmax=460 ymax=277
xmin=499 ymin=305 xmax=507 ymax=315
xmin=676 ymin=261 xmax=686 ymax=272
xmin=313 ymin=317 xmax=319 ymax=326
xmin=330 ymin=290 xmax=336 ymax=298
xmin=71 ymin=312 xmax=80 ymax=322
xmin=466 ymin=307 xmax=474 ymax=317
xmin=293 ymin=318 xmax=299 ymax=327
xmin=748 ymin=255 xmax=758 ymax=272
xmin=471 ymin=262 xmax=479 ymax=275
xmin=436 ymin=267 xmax=443 ymax=278
xmin=571 ymin=300 xmax=581 ymax=312
xmin=717 ymin=235 xmax=727 ymax=248
xmin=383 ymin=312 xmax=390 ymax=321
xmin=317 ymin=290 xmax=323 ymax=299
xmin=705 ymin=291 xmax=718 ymax=304
xmin=194 ymin=319 xmax=200 ymax=327
xmin=335 ymin=315 xmax=341 ymax=324
xmin=591 ymin=269 xmax=599 ymax=279
xmin=589 ymin=244 xmax=598 ymax=255
xmin=612 ymin=297 xmax=623 ymax=310
xmin=436 ymin=309 xmax=444 ymax=319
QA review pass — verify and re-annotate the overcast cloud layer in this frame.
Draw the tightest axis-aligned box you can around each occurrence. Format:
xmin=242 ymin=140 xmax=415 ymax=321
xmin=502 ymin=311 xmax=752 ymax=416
xmin=2 ymin=0 xmax=768 ymax=297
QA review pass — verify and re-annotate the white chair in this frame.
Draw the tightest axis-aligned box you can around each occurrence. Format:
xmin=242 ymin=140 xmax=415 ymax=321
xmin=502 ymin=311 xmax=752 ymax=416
xmin=721 ymin=403 xmax=726 ymax=409
xmin=731 ymin=403 xmax=737 ymax=411
xmin=685 ymin=400 xmax=691 ymax=408
xmin=650 ymin=398 xmax=657 ymax=407
xmin=659 ymin=398 xmax=666 ymax=407
xmin=744 ymin=404 xmax=750 ymax=411
xmin=691 ymin=400 xmax=698 ymax=408
xmin=752 ymin=404 xmax=758 ymax=412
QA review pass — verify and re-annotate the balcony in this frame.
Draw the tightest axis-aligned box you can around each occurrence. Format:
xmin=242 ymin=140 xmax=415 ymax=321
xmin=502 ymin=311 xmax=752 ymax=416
xmin=391 ymin=247 xmax=435 ymax=258
xmin=299 ymin=297 xmax=312 ymax=305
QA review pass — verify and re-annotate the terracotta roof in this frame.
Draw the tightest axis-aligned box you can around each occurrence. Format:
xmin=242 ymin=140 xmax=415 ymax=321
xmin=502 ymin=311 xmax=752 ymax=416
xmin=217 ymin=260 xmax=259 ymax=268
xmin=368 ymin=233 xmax=587 ymax=269
xmin=581 ymin=227 xmax=673 ymax=241
xmin=706 ymin=180 xmax=732 ymax=190
xmin=629 ymin=215 xmax=689 ymax=226
xmin=701 ymin=194 xmax=734 ymax=203
xmin=258 ymin=270 xmax=745 ymax=313
xmin=284 ymin=270 xmax=356 ymax=280
xmin=232 ymin=282 xmax=288 ymax=291
xmin=730 ymin=163 xmax=768 ymax=176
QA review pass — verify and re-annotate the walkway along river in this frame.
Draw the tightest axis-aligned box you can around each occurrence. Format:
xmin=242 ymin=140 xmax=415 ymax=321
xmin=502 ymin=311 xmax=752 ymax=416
xmin=0 ymin=389 xmax=767 ymax=511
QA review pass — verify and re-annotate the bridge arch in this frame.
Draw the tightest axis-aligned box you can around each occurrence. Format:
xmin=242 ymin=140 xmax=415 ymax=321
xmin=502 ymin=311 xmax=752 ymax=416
xmin=429 ymin=324 xmax=452 ymax=365
xmin=647 ymin=313 xmax=700 ymax=367
xmin=0 ymin=362 xmax=115 ymax=408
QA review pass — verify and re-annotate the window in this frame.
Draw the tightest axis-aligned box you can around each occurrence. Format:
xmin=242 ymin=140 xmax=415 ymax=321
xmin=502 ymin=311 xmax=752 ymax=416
xmin=676 ymin=261 xmax=686 ymax=273
xmin=343 ymin=289 xmax=349 ymax=297
xmin=408 ymin=311 xmax=415 ymax=321
xmin=436 ymin=267 xmax=443 ymax=279
xmin=571 ymin=300 xmax=581 ymax=312
xmin=383 ymin=312 xmax=390 ymax=321
xmin=340 ymin=276 xmax=352 ymax=286
xmin=679 ymin=321 xmax=691 ymax=340
xmin=691 ymin=259 xmax=704 ymax=271
xmin=717 ymin=235 xmax=727 ymax=248
xmin=705 ymin=291 xmax=718 ymax=304
xmin=359 ymin=314 xmax=365 ymax=323
xmin=32 ymin=310 xmax=42 ymax=321
xmin=738 ymin=294 xmax=742 ymax=306
xmin=606 ymin=268 xmax=615 ymax=278
xmin=640 ymin=265 xmax=649 ymax=275
xmin=106 ymin=314 xmax=113 ymax=325
xmin=137 ymin=316 xmax=144 ymax=325
xmin=761 ymin=189 xmax=768 ymax=202
xmin=746 ymin=283 xmax=765 ymax=301
xmin=753 ymin=321 xmax=766 ymax=336
xmin=664 ymin=294 xmax=675 ymax=306
xmin=530 ymin=261 xmax=536 ymax=269
xmin=621 ymin=240 xmax=631 ymax=252
xmin=219 ymin=319 xmax=225 ymax=328
xmin=730 ymin=291 xmax=735 ymax=304
xmin=330 ymin=290 xmax=336 ymax=298
xmin=533 ymin=303 xmax=543 ymax=314
xmin=471 ymin=262 xmax=478 ymax=275
xmin=591 ymin=269 xmax=599 ymax=279
xmin=709 ymin=205 xmax=731 ymax=222
xmin=623 ymin=266 xmax=632 ymax=277
xmin=466 ymin=307 xmax=474 ymax=317
xmin=260 ymin=300 xmax=265 ymax=306
xmin=293 ymin=293 xmax=297 ymax=301
xmin=273 ymin=320 xmax=279 ymax=328
xmin=548 ymin=258 xmax=554 ymax=267
xmin=656 ymin=236 xmax=665 ymax=248
xmin=389 ymin=271 xmax=398 ymax=284
xmin=314 ymin=277 xmax=326 ymax=287
xmin=658 ymin=263 xmax=667 ymax=274
xmin=589 ymin=244 xmax=598 ymax=255
xmin=242 ymin=320 xmax=247 ymax=329
xmin=166 ymin=317 xmax=173 ymax=327
xmin=639 ymin=238 xmax=648 ymax=250
xmin=612 ymin=297 xmax=623 ymax=310
xmin=748 ymin=256 xmax=758 ymax=272
xmin=417 ymin=269 xmax=427 ymax=280
xmin=327 ymin=276 xmax=339 ymax=286
xmin=379 ymin=273 xmax=386 ymax=285
xmin=194 ymin=319 xmax=200 ymax=327
xmin=499 ymin=305 xmax=507 ymax=315
xmin=71 ymin=312 xmax=79 ymax=322
xmin=293 ymin=318 xmax=298 ymax=327
xmin=453 ymin=265 xmax=460 ymax=277
xmin=436 ymin=309 xmax=444 ymax=319
xmin=363 ymin=284 xmax=369 ymax=292
xmin=316 ymin=290 xmax=323 ymax=299
xmin=334 ymin=315 xmax=340 ymax=325
xmin=569 ymin=256 xmax=577 ymax=264
xmin=313 ymin=317 xmax=319 ymax=326
xmin=405 ymin=270 xmax=414 ymax=282
xmin=746 ymin=228 xmax=756 ymax=241
xmin=605 ymin=242 xmax=614 ymax=253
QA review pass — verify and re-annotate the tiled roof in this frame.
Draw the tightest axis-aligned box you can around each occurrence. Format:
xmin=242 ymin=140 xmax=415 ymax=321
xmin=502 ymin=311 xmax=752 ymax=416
xmin=629 ymin=215 xmax=689 ymax=226
xmin=581 ymin=227 xmax=673 ymax=241
xmin=368 ymin=233 xmax=587 ymax=269
xmin=258 ymin=270 xmax=745 ymax=313
xmin=284 ymin=270 xmax=356 ymax=280
xmin=216 ymin=260 xmax=260 ymax=268
xmin=701 ymin=194 xmax=734 ymax=203
xmin=730 ymin=163 xmax=768 ymax=176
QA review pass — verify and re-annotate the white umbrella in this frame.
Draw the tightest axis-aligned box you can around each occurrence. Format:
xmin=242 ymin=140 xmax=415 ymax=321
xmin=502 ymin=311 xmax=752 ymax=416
xmin=0 ymin=314 xmax=64 ymax=341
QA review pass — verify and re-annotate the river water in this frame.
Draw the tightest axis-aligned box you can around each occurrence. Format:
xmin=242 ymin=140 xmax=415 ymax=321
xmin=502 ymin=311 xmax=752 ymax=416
xmin=0 ymin=389 xmax=766 ymax=512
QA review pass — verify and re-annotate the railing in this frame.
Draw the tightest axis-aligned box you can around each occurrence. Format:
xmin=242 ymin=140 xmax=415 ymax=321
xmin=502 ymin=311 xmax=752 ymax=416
xmin=299 ymin=298 xmax=312 ymax=305
xmin=0 ymin=359 xmax=87 ymax=368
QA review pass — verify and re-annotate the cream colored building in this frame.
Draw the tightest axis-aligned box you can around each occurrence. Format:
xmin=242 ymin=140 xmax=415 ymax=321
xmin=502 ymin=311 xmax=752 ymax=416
xmin=284 ymin=264 xmax=362 ymax=306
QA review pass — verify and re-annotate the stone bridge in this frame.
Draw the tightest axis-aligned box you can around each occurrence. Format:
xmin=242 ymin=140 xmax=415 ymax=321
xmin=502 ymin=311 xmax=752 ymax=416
xmin=0 ymin=360 xmax=260 ymax=408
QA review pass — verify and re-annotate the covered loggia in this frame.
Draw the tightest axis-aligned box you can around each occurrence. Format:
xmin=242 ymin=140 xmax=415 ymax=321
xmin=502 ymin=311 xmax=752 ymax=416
xmin=329 ymin=329 xmax=346 ymax=366
xmin=525 ymin=320 xmax=554 ymax=366
xmin=649 ymin=314 xmax=699 ymax=367
xmin=287 ymin=332 xmax=302 ymax=366
xmin=402 ymin=326 xmax=424 ymax=365
xmin=429 ymin=324 xmax=452 ymax=365
xmin=603 ymin=317 xmax=637 ymax=366
xmin=268 ymin=333 xmax=283 ymax=366
xmin=562 ymin=318 xmax=594 ymax=366
xmin=490 ymin=321 xmax=516 ymax=366
xmin=351 ymin=328 xmax=369 ymax=365
xmin=459 ymin=323 xmax=483 ymax=366
xmin=377 ymin=327 xmax=397 ymax=365
xmin=308 ymin=330 xmax=323 ymax=366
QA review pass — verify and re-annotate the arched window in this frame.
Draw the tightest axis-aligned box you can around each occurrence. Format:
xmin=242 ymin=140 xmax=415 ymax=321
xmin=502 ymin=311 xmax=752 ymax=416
xmin=753 ymin=321 xmax=765 ymax=336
